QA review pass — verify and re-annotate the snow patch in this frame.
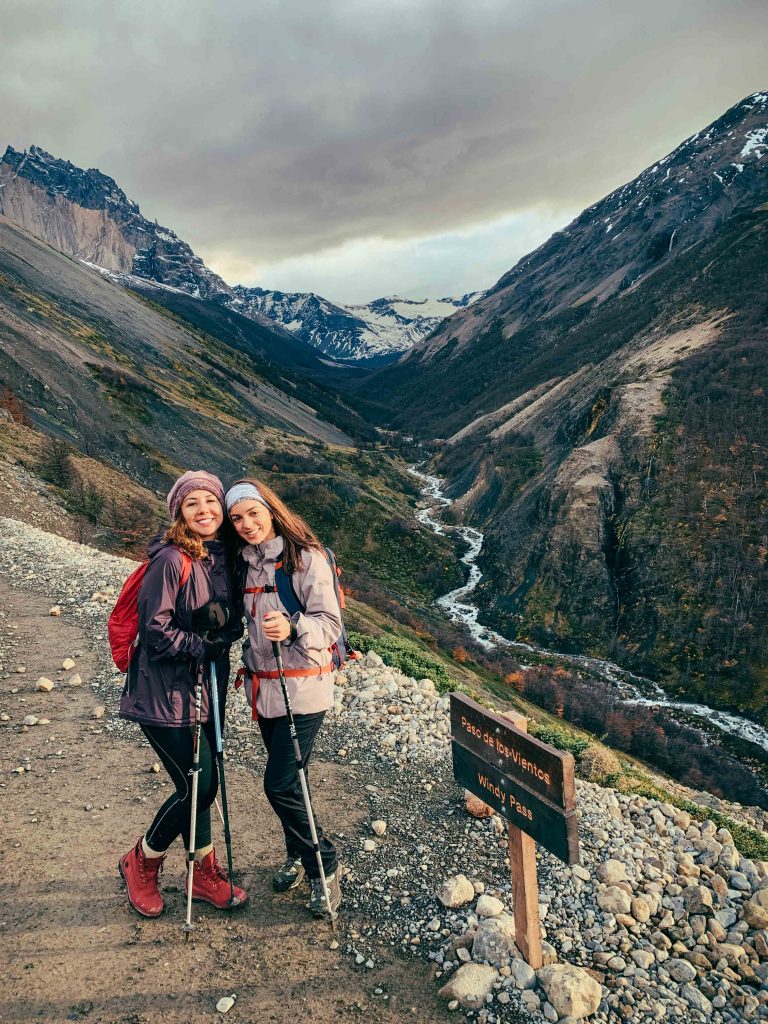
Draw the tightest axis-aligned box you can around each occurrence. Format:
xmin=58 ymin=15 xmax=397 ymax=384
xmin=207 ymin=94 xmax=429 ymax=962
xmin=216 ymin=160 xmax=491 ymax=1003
xmin=741 ymin=126 xmax=768 ymax=158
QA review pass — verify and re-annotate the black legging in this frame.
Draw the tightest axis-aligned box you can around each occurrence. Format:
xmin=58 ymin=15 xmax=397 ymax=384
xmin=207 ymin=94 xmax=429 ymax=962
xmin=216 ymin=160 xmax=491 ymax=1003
xmin=258 ymin=711 xmax=337 ymax=878
xmin=141 ymin=722 xmax=218 ymax=852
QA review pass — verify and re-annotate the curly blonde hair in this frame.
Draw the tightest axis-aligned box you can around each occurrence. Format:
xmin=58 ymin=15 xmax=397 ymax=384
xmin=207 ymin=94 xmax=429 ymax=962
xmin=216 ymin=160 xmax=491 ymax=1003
xmin=164 ymin=516 xmax=208 ymax=560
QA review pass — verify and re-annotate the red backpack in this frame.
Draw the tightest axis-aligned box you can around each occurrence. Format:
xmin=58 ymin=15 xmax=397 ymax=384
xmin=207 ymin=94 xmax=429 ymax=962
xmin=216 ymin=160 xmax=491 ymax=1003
xmin=108 ymin=549 xmax=192 ymax=671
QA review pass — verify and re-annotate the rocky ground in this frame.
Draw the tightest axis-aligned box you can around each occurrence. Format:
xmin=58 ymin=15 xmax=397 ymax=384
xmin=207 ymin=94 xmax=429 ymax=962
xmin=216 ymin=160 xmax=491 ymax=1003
xmin=2 ymin=516 xmax=768 ymax=1024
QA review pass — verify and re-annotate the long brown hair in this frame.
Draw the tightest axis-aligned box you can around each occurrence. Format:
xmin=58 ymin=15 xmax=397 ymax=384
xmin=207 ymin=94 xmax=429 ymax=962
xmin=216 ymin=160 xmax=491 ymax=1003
xmin=230 ymin=477 xmax=323 ymax=574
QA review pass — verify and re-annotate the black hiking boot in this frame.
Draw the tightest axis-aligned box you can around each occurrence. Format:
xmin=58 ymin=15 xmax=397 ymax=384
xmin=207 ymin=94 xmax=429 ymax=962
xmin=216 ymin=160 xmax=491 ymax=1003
xmin=308 ymin=868 xmax=341 ymax=917
xmin=272 ymin=856 xmax=305 ymax=893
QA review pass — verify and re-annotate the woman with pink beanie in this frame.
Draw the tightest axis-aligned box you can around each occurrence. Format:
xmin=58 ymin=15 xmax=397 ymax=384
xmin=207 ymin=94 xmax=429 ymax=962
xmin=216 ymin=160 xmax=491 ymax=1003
xmin=118 ymin=470 xmax=248 ymax=918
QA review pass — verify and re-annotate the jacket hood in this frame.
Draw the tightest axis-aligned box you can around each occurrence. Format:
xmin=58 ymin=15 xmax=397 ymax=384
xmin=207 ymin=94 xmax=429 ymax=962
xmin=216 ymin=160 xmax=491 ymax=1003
xmin=146 ymin=531 xmax=170 ymax=559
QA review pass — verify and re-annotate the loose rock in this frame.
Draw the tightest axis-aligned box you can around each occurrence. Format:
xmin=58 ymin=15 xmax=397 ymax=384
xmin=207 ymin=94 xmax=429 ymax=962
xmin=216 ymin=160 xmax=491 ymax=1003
xmin=438 ymin=874 xmax=475 ymax=908
xmin=536 ymin=964 xmax=602 ymax=1020
xmin=438 ymin=964 xmax=498 ymax=1010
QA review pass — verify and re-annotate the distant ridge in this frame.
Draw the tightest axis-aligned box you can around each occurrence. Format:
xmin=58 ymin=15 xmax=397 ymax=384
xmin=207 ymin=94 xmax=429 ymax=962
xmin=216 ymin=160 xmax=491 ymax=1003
xmin=0 ymin=145 xmax=478 ymax=363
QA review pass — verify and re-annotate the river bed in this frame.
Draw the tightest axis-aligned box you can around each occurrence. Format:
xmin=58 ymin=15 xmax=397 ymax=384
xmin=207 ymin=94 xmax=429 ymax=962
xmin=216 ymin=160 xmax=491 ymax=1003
xmin=409 ymin=465 xmax=768 ymax=752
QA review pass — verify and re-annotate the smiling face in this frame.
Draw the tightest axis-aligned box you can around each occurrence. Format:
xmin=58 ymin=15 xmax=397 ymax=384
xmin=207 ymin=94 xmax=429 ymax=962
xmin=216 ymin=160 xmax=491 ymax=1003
xmin=180 ymin=489 xmax=224 ymax=540
xmin=229 ymin=499 xmax=277 ymax=545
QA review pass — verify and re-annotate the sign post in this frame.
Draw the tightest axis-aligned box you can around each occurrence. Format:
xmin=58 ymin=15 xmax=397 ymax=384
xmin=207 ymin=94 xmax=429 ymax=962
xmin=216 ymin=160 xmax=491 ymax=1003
xmin=449 ymin=693 xmax=580 ymax=969
xmin=504 ymin=710 xmax=542 ymax=969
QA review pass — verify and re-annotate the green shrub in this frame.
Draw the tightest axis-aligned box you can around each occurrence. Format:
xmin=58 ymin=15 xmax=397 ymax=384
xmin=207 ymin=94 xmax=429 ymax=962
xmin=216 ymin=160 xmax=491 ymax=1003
xmin=528 ymin=721 xmax=590 ymax=758
xmin=348 ymin=630 xmax=456 ymax=692
xmin=579 ymin=744 xmax=622 ymax=783
xmin=38 ymin=438 xmax=74 ymax=488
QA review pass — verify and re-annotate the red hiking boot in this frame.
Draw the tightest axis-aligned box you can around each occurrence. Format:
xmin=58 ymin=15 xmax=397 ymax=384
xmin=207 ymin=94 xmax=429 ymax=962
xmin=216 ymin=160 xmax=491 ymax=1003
xmin=119 ymin=837 xmax=165 ymax=918
xmin=188 ymin=850 xmax=248 ymax=909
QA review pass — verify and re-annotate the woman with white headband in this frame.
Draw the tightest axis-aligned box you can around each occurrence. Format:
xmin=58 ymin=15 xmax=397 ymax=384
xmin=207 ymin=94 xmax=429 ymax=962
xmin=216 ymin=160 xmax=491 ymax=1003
xmin=225 ymin=478 xmax=342 ymax=916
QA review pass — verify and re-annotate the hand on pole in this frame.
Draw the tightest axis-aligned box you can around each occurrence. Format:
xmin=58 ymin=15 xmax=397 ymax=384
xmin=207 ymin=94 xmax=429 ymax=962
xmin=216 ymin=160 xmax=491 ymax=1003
xmin=262 ymin=611 xmax=291 ymax=642
xmin=202 ymin=635 xmax=229 ymax=662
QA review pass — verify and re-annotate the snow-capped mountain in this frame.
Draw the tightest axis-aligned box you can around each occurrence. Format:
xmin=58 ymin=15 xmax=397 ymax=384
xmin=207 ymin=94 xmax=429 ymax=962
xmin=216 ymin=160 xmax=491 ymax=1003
xmin=226 ymin=287 xmax=483 ymax=363
xmin=0 ymin=144 xmax=480 ymax=362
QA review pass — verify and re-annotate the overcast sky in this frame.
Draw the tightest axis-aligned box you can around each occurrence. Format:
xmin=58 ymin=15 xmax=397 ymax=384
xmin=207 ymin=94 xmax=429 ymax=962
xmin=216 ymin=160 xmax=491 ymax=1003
xmin=3 ymin=0 xmax=767 ymax=302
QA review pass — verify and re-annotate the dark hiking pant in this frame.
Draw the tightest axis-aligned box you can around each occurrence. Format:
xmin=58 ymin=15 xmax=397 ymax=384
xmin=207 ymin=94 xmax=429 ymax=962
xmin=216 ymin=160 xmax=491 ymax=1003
xmin=141 ymin=722 xmax=219 ymax=852
xmin=258 ymin=711 xmax=337 ymax=878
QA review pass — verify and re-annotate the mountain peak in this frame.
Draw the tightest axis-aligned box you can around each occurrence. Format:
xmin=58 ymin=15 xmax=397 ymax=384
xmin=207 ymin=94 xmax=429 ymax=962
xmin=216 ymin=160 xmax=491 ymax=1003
xmin=0 ymin=144 xmax=227 ymax=298
xmin=413 ymin=89 xmax=767 ymax=359
xmin=2 ymin=144 xmax=140 ymax=215
xmin=0 ymin=144 xmax=481 ymax=361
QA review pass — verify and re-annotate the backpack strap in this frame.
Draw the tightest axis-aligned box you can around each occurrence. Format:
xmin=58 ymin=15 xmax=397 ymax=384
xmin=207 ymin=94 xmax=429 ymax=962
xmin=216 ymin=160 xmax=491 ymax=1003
xmin=274 ymin=560 xmax=304 ymax=617
xmin=178 ymin=550 xmax=192 ymax=588
xmin=321 ymin=546 xmax=356 ymax=662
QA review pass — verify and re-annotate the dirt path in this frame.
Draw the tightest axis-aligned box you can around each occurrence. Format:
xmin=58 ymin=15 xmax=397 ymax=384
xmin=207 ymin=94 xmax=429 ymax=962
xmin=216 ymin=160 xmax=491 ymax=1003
xmin=0 ymin=579 xmax=446 ymax=1024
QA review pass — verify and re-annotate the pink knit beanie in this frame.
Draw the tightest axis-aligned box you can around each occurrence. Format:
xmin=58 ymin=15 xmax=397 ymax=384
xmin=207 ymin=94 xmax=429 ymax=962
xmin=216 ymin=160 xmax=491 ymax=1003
xmin=166 ymin=470 xmax=225 ymax=519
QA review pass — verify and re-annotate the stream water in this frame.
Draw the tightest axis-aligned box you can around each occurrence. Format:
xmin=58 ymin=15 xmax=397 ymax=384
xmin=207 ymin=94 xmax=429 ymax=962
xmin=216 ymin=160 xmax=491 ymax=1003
xmin=409 ymin=465 xmax=768 ymax=752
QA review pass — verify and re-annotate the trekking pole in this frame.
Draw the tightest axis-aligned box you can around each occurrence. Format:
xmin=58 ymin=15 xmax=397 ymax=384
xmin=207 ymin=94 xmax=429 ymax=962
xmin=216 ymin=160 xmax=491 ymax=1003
xmin=182 ymin=663 xmax=204 ymax=940
xmin=208 ymin=660 xmax=238 ymax=907
xmin=271 ymin=641 xmax=337 ymax=930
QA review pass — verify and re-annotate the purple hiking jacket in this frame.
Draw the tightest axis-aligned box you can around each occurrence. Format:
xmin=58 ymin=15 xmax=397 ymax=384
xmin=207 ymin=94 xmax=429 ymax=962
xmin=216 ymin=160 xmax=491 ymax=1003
xmin=119 ymin=535 xmax=243 ymax=727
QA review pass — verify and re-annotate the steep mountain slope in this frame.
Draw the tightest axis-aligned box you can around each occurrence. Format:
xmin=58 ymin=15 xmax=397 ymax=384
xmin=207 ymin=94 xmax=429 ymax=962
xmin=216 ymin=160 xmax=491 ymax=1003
xmin=369 ymin=92 xmax=768 ymax=721
xmin=0 ymin=214 xmax=463 ymax=620
xmin=0 ymin=145 xmax=474 ymax=363
xmin=0 ymin=214 xmax=357 ymax=487
xmin=231 ymin=287 xmax=481 ymax=363
xmin=372 ymin=91 xmax=768 ymax=428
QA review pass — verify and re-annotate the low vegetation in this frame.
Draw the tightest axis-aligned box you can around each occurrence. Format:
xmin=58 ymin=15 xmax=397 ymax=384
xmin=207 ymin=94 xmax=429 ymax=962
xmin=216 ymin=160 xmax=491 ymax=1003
xmin=248 ymin=443 xmax=464 ymax=605
xmin=348 ymin=629 xmax=456 ymax=692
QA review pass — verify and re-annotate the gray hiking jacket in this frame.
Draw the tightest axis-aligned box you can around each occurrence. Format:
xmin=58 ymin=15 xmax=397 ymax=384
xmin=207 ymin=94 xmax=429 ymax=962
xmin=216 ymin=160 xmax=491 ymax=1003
xmin=238 ymin=536 xmax=341 ymax=718
xmin=119 ymin=536 xmax=243 ymax=727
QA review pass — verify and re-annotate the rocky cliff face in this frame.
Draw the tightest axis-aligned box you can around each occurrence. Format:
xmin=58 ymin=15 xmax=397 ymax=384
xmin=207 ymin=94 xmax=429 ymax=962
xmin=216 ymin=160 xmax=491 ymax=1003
xmin=0 ymin=216 xmax=359 ymax=492
xmin=0 ymin=145 xmax=228 ymax=297
xmin=414 ymin=91 xmax=768 ymax=362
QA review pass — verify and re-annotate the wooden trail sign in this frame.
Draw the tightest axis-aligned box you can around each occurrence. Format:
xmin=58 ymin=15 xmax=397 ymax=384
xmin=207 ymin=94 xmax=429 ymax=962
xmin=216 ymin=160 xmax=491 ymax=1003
xmin=452 ymin=743 xmax=579 ymax=863
xmin=450 ymin=693 xmax=579 ymax=865
xmin=450 ymin=693 xmax=581 ymax=969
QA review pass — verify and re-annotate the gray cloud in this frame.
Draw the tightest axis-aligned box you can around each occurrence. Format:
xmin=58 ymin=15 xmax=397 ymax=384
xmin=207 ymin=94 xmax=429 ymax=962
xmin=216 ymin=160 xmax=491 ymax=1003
xmin=2 ymin=0 xmax=767 ymax=298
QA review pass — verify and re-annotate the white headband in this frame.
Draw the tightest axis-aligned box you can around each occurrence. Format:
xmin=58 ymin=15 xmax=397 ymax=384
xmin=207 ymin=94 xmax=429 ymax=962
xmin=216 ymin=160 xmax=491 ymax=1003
xmin=224 ymin=482 xmax=270 ymax=514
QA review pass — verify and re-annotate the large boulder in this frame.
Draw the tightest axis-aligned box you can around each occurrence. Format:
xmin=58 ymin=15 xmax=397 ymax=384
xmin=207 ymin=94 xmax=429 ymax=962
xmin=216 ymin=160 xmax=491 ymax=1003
xmin=472 ymin=914 xmax=519 ymax=965
xmin=683 ymin=885 xmax=713 ymax=915
xmin=438 ymin=963 xmax=498 ymax=1009
xmin=509 ymin=957 xmax=537 ymax=990
xmin=476 ymin=894 xmax=505 ymax=918
xmin=596 ymin=859 xmax=627 ymax=885
xmin=666 ymin=958 xmax=697 ymax=983
xmin=596 ymin=886 xmax=631 ymax=916
xmin=537 ymin=964 xmax=602 ymax=1020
